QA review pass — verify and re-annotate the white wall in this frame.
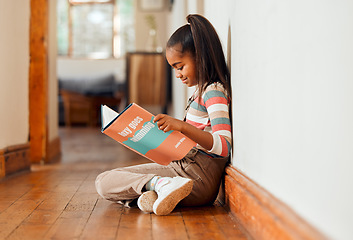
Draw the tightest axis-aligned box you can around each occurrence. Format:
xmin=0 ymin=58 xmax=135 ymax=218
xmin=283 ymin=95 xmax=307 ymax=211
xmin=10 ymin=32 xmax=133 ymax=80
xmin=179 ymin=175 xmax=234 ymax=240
xmin=0 ymin=0 xmax=30 ymax=148
xmin=203 ymin=0 xmax=353 ymax=239
xmin=57 ymin=58 xmax=126 ymax=82
xmin=134 ymin=0 xmax=169 ymax=52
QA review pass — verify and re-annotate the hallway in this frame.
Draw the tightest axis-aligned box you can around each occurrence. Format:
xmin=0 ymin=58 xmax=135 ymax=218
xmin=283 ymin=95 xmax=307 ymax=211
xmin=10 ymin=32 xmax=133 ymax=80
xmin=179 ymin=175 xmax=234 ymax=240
xmin=0 ymin=127 xmax=250 ymax=240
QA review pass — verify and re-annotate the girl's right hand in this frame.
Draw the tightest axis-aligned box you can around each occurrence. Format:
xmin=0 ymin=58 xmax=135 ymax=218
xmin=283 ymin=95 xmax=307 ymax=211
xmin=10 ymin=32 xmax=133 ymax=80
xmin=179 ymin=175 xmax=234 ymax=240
xmin=154 ymin=114 xmax=214 ymax=151
xmin=154 ymin=114 xmax=185 ymax=133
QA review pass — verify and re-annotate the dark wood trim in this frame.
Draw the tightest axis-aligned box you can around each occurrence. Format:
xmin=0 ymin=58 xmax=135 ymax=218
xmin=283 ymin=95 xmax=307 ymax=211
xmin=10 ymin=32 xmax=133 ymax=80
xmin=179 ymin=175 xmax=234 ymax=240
xmin=224 ymin=165 xmax=327 ymax=240
xmin=46 ymin=137 xmax=62 ymax=163
xmin=29 ymin=0 xmax=49 ymax=164
xmin=0 ymin=151 xmax=4 ymax=178
xmin=0 ymin=143 xmax=31 ymax=179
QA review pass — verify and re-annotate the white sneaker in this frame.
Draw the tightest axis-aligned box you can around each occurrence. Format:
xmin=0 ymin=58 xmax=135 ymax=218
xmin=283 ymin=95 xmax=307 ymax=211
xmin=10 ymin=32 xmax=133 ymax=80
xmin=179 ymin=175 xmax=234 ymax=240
xmin=137 ymin=191 xmax=158 ymax=213
xmin=153 ymin=176 xmax=193 ymax=216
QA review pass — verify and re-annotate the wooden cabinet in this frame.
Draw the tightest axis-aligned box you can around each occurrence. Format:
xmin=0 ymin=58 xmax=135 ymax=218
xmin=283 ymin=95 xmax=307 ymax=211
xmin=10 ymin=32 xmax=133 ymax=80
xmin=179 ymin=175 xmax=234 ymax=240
xmin=126 ymin=52 xmax=171 ymax=113
xmin=61 ymin=90 xmax=122 ymax=127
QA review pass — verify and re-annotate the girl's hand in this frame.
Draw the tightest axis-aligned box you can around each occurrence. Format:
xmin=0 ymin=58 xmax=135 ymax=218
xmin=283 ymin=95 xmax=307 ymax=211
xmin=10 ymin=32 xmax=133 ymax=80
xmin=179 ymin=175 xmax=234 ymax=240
xmin=154 ymin=114 xmax=213 ymax=150
xmin=153 ymin=114 xmax=185 ymax=133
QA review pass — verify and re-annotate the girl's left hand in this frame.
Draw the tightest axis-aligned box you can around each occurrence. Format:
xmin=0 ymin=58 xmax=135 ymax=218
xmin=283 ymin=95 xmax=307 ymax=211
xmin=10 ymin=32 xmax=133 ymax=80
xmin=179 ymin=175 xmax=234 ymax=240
xmin=153 ymin=114 xmax=185 ymax=133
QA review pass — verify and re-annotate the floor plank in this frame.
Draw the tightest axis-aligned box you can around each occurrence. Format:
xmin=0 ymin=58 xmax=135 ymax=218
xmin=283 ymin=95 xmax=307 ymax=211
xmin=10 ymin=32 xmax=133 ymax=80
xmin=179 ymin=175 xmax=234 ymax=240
xmin=181 ymin=206 xmax=230 ymax=240
xmin=0 ymin=127 xmax=250 ymax=240
xmin=151 ymin=211 xmax=189 ymax=240
xmin=116 ymin=208 xmax=153 ymax=240
xmin=80 ymin=198 xmax=123 ymax=240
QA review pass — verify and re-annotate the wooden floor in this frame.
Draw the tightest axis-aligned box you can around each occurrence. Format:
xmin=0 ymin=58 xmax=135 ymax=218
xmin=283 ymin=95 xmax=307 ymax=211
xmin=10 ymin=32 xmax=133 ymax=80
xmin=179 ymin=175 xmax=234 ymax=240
xmin=0 ymin=127 xmax=250 ymax=240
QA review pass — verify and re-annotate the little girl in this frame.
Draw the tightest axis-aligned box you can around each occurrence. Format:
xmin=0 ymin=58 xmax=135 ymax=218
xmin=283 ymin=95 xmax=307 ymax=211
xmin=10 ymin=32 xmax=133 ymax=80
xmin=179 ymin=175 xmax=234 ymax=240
xmin=95 ymin=14 xmax=232 ymax=215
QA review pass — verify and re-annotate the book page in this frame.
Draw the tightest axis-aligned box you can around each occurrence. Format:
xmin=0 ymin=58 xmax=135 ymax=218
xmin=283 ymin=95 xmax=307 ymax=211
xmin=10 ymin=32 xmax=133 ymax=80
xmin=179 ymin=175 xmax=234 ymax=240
xmin=101 ymin=105 xmax=119 ymax=129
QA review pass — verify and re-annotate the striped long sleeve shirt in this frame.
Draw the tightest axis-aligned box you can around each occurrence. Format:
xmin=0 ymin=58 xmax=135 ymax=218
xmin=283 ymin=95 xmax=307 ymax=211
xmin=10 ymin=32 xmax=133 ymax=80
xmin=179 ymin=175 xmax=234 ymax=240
xmin=185 ymin=83 xmax=232 ymax=157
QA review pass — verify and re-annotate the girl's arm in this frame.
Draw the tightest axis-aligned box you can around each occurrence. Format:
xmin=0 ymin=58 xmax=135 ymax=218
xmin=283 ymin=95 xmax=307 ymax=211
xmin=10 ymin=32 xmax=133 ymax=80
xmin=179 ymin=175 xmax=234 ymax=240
xmin=153 ymin=114 xmax=213 ymax=150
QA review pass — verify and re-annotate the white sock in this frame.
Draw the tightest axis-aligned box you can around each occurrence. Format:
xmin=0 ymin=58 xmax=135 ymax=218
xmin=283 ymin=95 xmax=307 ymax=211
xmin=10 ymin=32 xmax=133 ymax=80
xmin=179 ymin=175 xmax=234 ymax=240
xmin=145 ymin=176 xmax=160 ymax=191
xmin=146 ymin=176 xmax=171 ymax=191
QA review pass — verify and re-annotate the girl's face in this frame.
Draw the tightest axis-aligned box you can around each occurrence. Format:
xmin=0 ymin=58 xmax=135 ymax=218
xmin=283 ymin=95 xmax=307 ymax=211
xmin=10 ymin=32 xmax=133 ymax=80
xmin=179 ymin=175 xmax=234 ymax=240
xmin=166 ymin=45 xmax=197 ymax=87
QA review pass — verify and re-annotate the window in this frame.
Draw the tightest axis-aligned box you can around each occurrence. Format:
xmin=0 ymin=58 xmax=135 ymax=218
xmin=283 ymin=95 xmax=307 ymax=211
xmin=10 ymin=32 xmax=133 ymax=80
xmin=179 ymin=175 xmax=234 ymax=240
xmin=57 ymin=0 xmax=135 ymax=58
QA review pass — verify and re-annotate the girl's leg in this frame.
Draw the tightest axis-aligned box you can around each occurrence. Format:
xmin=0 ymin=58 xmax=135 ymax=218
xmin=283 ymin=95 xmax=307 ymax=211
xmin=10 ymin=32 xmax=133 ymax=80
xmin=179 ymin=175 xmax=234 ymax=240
xmin=95 ymin=149 xmax=228 ymax=211
xmin=170 ymin=149 xmax=229 ymax=207
xmin=95 ymin=162 xmax=178 ymax=202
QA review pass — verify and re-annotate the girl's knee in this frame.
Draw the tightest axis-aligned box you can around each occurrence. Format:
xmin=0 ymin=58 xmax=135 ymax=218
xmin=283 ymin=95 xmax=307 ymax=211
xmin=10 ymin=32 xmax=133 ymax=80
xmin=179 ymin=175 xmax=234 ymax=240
xmin=95 ymin=171 xmax=111 ymax=198
xmin=180 ymin=180 xmax=219 ymax=206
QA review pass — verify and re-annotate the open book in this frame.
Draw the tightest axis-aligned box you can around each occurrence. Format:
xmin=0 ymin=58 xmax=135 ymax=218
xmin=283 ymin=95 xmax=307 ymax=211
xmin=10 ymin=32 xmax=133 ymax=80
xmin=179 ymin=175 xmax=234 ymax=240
xmin=101 ymin=103 xmax=196 ymax=165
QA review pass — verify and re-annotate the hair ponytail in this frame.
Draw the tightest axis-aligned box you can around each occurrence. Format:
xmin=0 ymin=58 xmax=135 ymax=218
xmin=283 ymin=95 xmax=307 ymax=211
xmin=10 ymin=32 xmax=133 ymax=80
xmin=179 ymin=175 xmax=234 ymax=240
xmin=187 ymin=14 xmax=230 ymax=97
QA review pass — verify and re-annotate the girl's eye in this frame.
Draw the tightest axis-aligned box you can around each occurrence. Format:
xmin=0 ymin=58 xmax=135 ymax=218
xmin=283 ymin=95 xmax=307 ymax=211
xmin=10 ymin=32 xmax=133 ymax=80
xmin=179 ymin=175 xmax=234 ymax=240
xmin=177 ymin=66 xmax=183 ymax=71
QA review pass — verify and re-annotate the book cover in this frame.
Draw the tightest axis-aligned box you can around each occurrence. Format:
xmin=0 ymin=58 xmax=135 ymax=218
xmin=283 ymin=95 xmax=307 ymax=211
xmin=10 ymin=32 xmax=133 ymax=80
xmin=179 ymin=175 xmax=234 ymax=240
xmin=101 ymin=103 xmax=196 ymax=165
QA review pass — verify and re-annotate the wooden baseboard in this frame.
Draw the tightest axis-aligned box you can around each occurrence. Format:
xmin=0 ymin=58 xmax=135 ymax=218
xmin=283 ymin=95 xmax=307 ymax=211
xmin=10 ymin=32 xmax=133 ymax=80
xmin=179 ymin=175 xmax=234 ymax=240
xmin=46 ymin=136 xmax=61 ymax=163
xmin=224 ymin=165 xmax=327 ymax=240
xmin=0 ymin=143 xmax=31 ymax=178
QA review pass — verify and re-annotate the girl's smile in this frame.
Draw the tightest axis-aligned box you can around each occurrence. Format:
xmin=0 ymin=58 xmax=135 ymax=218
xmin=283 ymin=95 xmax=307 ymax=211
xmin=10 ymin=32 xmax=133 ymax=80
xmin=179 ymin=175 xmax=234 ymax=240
xmin=166 ymin=45 xmax=197 ymax=87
